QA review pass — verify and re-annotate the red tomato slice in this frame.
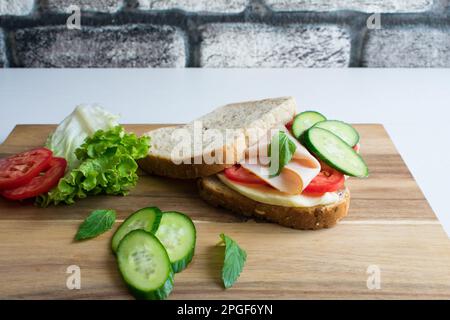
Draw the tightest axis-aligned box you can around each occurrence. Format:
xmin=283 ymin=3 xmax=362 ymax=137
xmin=1 ymin=157 xmax=67 ymax=201
xmin=285 ymin=119 xmax=294 ymax=132
xmin=303 ymin=167 xmax=345 ymax=195
xmin=0 ymin=148 xmax=53 ymax=190
xmin=224 ymin=165 xmax=267 ymax=185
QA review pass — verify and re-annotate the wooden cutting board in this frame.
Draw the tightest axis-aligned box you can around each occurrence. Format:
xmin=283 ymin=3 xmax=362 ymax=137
xmin=1 ymin=124 xmax=449 ymax=300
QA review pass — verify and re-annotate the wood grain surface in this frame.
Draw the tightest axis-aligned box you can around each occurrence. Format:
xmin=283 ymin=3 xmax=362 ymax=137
xmin=0 ymin=124 xmax=449 ymax=300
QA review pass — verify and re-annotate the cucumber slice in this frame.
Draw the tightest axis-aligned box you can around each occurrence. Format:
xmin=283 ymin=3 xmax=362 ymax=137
xmin=314 ymin=120 xmax=360 ymax=147
xmin=302 ymin=127 xmax=369 ymax=178
xmin=111 ymin=207 xmax=162 ymax=253
xmin=292 ymin=111 xmax=327 ymax=139
xmin=117 ymin=230 xmax=174 ymax=300
xmin=155 ymin=211 xmax=196 ymax=273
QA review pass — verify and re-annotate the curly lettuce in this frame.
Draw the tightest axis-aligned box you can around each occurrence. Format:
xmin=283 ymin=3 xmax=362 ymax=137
xmin=38 ymin=126 xmax=150 ymax=207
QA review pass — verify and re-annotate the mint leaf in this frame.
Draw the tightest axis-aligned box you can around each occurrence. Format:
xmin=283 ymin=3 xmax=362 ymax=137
xmin=219 ymin=233 xmax=247 ymax=289
xmin=75 ymin=209 xmax=116 ymax=241
xmin=268 ymin=131 xmax=297 ymax=177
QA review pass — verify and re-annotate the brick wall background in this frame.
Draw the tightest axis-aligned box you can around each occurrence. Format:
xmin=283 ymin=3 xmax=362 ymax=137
xmin=0 ymin=0 xmax=449 ymax=68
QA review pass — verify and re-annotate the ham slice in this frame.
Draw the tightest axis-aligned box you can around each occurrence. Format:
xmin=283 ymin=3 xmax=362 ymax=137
xmin=239 ymin=128 xmax=320 ymax=195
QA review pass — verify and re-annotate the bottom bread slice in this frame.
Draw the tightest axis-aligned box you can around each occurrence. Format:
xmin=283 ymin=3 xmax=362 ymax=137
xmin=197 ymin=175 xmax=350 ymax=230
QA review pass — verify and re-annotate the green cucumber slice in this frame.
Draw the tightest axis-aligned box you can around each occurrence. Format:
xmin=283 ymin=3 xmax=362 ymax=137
xmin=155 ymin=211 xmax=196 ymax=273
xmin=117 ymin=230 xmax=174 ymax=300
xmin=292 ymin=111 xmax=327 ymax=139
xmin=314 ymin=120 xmax=360 ymax=147
xmin=111 ymin=207 xmax=162 ymax=253
xmin=302 ymin=127 xmax=369 ymax=178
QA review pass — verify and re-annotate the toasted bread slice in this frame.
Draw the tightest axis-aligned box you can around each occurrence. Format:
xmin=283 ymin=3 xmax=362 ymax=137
xmin=197 ymin=175 xmax=350 ymax=230
xmin=139 ymin=97 xmax=296 ymax=179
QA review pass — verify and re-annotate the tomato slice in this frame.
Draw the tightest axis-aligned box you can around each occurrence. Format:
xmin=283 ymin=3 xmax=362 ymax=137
xmin=224 ymin=161 xmax=344 ymax=195
xmin=303 ymin=167 xmax=345 ymax=195
xmin=224 ymin=165 xmax=267 ymax=185
xmin=1 ymin=157 xmax=67 ymax=201
xmin=285 ymin=119 xmax=294 ymax=132
xmin=0 ymin=148 xmax=53 ymax=190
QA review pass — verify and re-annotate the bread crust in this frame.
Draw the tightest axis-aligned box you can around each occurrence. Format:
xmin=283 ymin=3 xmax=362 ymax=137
xmin=197 ymin=176 xmax=350 ymax=230
xmin=139 ymin=97 xmax=297 ymax=179
xmin=138 ymin=155 xmax=231 ymax=179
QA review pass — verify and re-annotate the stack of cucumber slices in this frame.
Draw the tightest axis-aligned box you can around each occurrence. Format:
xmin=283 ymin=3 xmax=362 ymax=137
xmin=291 ymin=111 xmax=369 ymax=178
xmin=111 ymin=207 xmax=196 ymax=300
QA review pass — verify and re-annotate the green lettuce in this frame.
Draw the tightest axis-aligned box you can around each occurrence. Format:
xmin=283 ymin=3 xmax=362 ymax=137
xmin=38 ymin=126 xmax=150 ymax=207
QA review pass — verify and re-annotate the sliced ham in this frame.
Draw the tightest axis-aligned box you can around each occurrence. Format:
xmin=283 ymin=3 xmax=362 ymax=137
xmin=239 ymin=128 xmax=320 ymax=195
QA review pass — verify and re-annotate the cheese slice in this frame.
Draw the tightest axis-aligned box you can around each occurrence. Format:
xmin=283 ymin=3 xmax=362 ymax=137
xmin=239 ymin=128 xmax=320 ymax=195
xmin=217 ymin=173 xmax=339 ymax=207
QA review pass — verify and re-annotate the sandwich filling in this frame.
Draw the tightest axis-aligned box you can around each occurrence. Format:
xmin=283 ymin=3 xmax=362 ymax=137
xmin=217 ymin=173 xmax=342 ymax=207
xmin=240 ymin=128 xmax=321 ymax=195
xmin=218 ymin=127 xmax=345 ymax=208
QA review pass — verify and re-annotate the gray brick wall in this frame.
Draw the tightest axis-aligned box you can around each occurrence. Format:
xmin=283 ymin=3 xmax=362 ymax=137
xmin=14 ymin=25 xmax=186 ymax=67
xmin=0 ymin=0 xmax=35 ymax=16
xmin=362 ymin=27 xmax=450 ymax=67
xmin=200 ymin=24 xmax=351 ymax=67
xmin=0 ymin=30 xmax=6 ymax=67
xmin=265 ymin=0 xmax=434 ymax=13
xmin=137 ymin=0 xmax=249 ymax=13
xmin=0 ymin=0 xmax=449 ymax=67
xmin=42 ymin=1 xmax=124 ymax=13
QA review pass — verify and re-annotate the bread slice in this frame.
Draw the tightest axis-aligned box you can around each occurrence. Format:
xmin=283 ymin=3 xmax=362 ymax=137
xmin=139 ymin=97 xmax=296 ymax=179
xmin=197 ymin=176 xmax=350 ymax=230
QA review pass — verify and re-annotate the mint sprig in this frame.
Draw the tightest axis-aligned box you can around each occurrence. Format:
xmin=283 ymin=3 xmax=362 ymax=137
xmin=219 ymin=233 xmax=247 ymax=289
xmin=75 ymin=209 xmax=116 ymax=241
xmin=268 ymin=131 xmax=297 ymax=177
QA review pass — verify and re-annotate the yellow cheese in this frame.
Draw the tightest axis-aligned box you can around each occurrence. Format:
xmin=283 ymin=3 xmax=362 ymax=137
xmin=217 ymin=173 xmax=340 ymax=208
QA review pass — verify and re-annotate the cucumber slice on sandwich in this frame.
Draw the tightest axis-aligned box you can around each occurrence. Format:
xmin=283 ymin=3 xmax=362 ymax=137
xmin=117 ymin=230 xmax=174 ymax=300
xmin=314 ymin=120 xmax=360 ymax=147
xmin=111 ymin=207 xmax=162 ymax=253
xmin=302 ymin=127 xmax=368 ymax=178
xmin=155 ymin=211 xmax=196 ymax=273
xmin=292 ymin=111 xmax=327 ymax=139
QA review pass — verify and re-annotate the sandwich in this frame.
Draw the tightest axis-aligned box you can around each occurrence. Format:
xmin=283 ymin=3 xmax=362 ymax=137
xmin=139 ymin=97 xmax=368 ymax=230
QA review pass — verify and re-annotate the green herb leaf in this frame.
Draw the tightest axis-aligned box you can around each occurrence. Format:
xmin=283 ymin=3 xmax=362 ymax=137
xmin=268 ymin=131 xmax=297 ymax=177
xmin=37 ymin=126 xmax=150 ymax=207
xmin=75 ymin=209 xmax=116 ymax=241
xmin=219 ymin=233 xmax=247 ymax=289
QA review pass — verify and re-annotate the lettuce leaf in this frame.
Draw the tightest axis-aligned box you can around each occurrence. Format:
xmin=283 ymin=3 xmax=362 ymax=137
xmin=37 ymin=126 xmax=150 ymax=206
xmin=46 ymin=105 xmax=119 ymax=170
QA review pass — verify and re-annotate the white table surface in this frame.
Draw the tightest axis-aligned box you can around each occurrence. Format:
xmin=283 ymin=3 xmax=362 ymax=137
xmin=0 ymin=69 xmax=449 ymax=237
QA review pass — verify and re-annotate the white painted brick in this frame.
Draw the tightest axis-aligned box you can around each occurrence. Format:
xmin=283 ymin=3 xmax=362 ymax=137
xmin=138 ymin=0 xmax=249 ymax=13
xmin=0 ymin=30 xmax=6 ymax=67
xmin=42 ymin=0 xmax=124 ymax=13
xmin=362 ymin=27 xmax=450 ymax=67
xmin=200 ymin=23 xmax=351 ymax=67
xmin=14 ymin=25 xmax=187 ymax=67
xmin=265 ymin=0 xmax=434 ymax=13
xmin=0 ymin=0 xmax=34 ymax=16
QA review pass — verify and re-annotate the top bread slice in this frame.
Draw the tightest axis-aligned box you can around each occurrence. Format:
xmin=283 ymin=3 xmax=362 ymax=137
xmin=139 ymin=97 xmax=297 ymax=179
